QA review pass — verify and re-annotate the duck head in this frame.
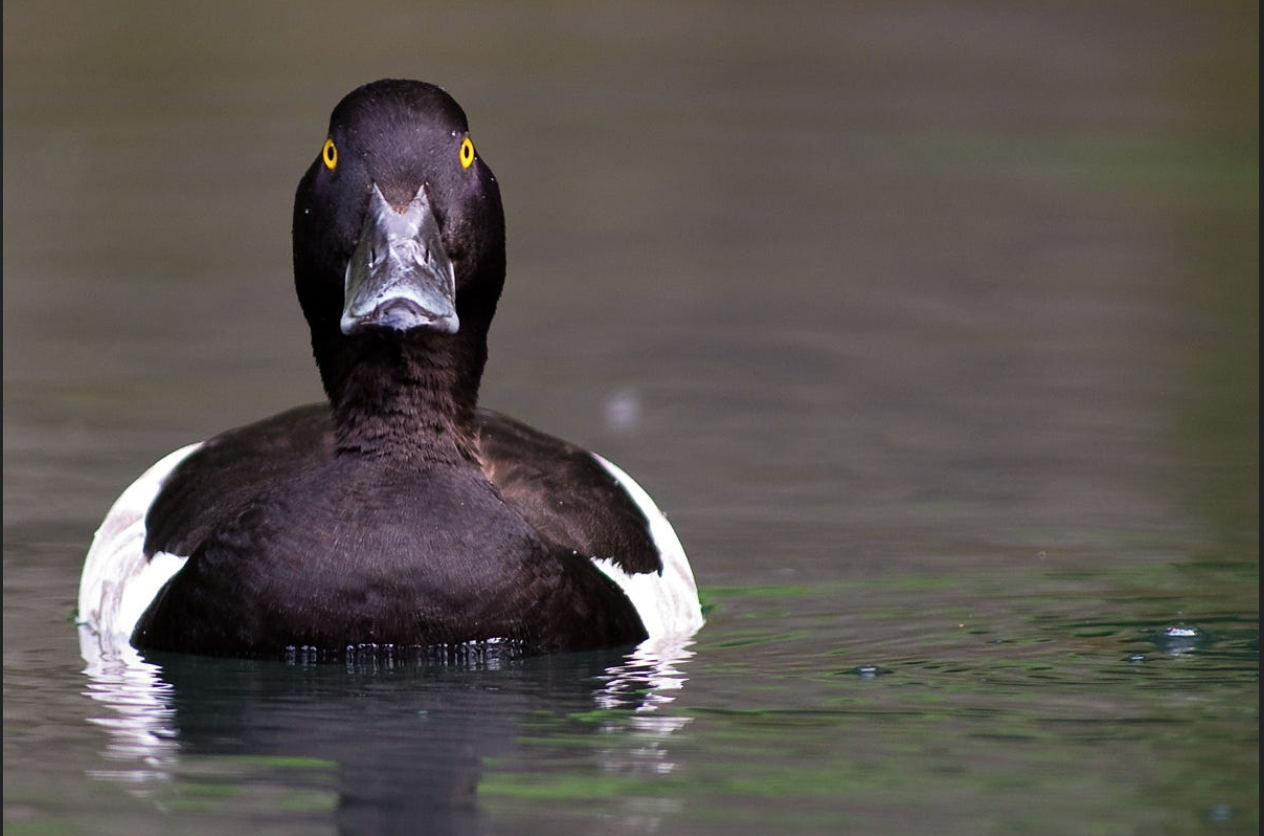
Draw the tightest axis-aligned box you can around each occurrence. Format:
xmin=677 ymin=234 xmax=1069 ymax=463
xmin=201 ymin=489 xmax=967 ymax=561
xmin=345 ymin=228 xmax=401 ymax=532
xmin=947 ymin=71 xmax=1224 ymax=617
xmin=291 ymin=80 xmax=507 ymax=412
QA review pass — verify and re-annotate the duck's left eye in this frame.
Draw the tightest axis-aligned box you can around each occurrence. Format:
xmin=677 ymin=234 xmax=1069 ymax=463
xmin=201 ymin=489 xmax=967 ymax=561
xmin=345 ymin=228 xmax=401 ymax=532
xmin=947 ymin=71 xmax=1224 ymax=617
xmin=322 ymin=138 xmax=338 ymax=171
xmin=459 ymin=136 xmax=475 ymax=170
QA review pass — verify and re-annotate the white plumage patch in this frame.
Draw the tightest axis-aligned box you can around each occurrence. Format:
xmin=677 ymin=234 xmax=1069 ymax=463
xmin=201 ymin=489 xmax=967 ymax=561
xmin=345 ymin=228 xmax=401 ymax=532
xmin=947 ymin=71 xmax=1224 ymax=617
xmin=588 ymin=454 xmax=704 ymax=639
xmin=78 ymin=443 xmax=202 ymax=656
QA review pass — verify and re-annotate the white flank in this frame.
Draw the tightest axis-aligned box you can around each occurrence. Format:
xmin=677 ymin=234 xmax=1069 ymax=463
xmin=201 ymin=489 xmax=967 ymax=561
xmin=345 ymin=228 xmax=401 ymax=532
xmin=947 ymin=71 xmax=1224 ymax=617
xmin=78 ymin=443 xmax=202 ymax=656
xmin=589 ymin=454 xmax=704 ymax=639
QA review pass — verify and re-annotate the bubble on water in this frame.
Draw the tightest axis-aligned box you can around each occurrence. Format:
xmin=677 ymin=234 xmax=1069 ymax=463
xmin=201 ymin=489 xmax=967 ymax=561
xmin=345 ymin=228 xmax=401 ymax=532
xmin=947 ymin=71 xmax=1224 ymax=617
xmin=849 ymin=664 xmax=891 ymax=679
xmin=1151 ymin=623 xmax=1210 ymax=655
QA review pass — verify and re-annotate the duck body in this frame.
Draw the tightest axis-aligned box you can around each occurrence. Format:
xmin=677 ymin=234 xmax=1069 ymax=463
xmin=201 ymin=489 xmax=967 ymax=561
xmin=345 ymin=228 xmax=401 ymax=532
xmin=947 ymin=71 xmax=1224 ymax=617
xmin=78 ymin=80 xmax=702 ymax=660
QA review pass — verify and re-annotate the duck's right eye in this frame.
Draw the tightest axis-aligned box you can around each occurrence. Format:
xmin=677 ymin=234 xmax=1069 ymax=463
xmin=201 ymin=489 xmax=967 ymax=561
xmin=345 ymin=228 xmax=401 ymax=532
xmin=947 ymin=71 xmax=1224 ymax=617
xmin=322 ymin=138 xmax=338 ymax=171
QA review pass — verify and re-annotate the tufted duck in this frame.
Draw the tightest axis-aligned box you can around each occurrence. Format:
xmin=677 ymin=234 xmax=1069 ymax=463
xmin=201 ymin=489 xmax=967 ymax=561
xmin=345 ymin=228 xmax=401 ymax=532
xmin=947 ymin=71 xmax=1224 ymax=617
xmin=78 ymin=80 xmax=703 ymax=661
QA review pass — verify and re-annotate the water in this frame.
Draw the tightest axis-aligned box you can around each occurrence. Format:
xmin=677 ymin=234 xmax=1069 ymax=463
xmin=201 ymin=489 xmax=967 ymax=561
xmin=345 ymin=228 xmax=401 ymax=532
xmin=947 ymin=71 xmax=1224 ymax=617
xmin=3 ymin=1 xmax=1257 ymax=834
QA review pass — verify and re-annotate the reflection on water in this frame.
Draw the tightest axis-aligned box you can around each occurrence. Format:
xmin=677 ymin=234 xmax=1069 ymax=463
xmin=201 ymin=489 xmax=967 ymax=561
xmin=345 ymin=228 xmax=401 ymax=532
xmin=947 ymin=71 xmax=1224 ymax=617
xmin=77 ymin=629 xmax=700 ymax=833
xmin=596 ymin=635 xmax=696 ymax=716
xmin=78 ymin=630 xmax=179 ymax=790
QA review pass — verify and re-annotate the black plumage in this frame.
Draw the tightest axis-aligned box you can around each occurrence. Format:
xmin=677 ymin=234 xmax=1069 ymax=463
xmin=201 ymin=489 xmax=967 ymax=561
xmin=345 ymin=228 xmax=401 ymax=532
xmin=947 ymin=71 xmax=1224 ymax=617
xmin=115 ymin=80 xmax=692 ymax=659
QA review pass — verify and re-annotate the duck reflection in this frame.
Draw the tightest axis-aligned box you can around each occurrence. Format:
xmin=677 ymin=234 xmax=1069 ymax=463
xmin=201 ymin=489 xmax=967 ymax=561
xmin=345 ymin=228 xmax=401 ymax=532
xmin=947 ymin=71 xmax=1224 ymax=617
xmin=79 ymin=632 xmax=696 ymax=834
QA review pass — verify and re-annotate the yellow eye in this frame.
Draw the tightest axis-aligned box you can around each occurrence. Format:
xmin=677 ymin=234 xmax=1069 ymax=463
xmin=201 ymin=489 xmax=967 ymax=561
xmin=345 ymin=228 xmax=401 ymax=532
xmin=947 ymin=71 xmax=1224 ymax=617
xmin=459 ymin=136 xmax=475 ymax=169
xmin=322 ymin=138 xmax=338 ymax=171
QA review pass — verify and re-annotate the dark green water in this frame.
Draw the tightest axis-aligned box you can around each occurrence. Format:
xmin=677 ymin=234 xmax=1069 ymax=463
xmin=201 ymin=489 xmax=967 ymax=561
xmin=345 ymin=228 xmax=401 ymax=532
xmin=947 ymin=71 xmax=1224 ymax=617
xmin=4 ymin=1 xmax=1257 ymax=834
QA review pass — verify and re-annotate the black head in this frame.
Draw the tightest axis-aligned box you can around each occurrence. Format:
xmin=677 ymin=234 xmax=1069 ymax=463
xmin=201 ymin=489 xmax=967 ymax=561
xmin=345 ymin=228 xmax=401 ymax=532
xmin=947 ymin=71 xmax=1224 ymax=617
xmin=292 ymin=80 xmax=506 ymax=413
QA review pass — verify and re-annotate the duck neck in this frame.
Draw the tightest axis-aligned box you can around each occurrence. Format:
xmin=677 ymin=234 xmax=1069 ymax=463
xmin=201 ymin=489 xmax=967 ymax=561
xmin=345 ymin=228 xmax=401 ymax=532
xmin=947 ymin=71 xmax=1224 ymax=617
xmin=326 ymin=333 xmax=483 ymax=466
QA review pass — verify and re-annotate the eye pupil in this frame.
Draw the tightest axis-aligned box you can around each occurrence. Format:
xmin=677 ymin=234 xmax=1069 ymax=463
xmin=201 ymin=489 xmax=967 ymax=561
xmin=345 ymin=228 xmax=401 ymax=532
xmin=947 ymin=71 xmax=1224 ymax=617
xmin=322 ymin=139 xmax=338 ymax=171
xmin=459 ymin=137 xmax=475 ymax=169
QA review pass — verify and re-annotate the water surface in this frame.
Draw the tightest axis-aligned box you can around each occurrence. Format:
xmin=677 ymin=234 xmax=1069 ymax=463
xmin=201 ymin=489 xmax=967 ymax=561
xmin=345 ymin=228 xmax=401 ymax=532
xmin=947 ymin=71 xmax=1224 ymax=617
xmin=4 ymin=1 xmax=1257 ymax=834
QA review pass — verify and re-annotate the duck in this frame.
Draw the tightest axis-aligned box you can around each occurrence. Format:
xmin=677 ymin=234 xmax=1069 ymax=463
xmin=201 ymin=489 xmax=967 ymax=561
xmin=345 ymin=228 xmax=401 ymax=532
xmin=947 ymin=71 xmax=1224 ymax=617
xmin=78 ymin=79 xmax=703 ymax=661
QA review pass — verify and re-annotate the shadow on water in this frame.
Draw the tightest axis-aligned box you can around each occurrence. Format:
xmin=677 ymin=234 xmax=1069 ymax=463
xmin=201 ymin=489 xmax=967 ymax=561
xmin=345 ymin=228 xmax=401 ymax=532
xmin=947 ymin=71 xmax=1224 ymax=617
xmin=80 ymin=634 xmax=698 ymax=835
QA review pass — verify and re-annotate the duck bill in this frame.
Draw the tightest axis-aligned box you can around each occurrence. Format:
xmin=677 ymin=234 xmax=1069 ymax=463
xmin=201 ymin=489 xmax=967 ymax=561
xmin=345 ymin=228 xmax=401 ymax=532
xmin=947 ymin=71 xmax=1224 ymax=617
xmin=340 ymin=183 xmax=459 ymax=336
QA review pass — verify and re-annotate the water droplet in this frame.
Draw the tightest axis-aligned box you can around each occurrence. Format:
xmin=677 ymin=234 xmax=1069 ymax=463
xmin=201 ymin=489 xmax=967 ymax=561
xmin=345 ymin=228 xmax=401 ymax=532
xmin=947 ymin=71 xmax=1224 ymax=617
xmin=604 ymin=389 xmax=641 ymax=429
